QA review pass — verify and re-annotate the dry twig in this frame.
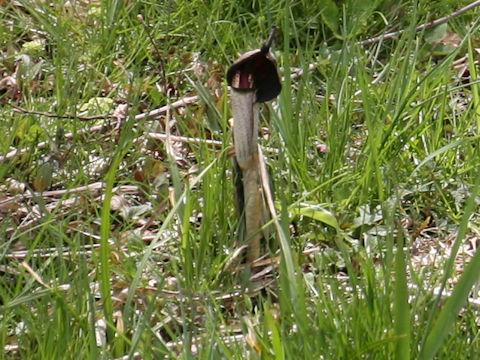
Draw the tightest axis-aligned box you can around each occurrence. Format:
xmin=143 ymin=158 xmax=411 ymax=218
xmin=0 ymin=95 xmax=199 ymax=162
xmin=359 ymin=0 xmax=480 ymax=46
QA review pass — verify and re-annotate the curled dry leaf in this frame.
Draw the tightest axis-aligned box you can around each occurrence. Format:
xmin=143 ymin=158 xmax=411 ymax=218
xmin=7 ymin=179 xmax=26 ymax=194
xmin=112 ymin=103 xmax=128 ymax=121
xmin=110 ymin=194 xmax=127 ymax=212
xmin=440 ymin=31 xmax=462 ymax=48
xmin=0 ymin=75 xmax=20 ymax=101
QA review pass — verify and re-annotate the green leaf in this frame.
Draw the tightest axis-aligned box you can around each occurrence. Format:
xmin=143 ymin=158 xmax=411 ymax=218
xmin=290 ymin=203 xmax=340 ymax=230
xmin=22 ymin=39 xmax=45 ymax=54
xmin=425 ymin=23 xmax=448 ymax=44
xmin=79 ymin=97 xmax=114 ymax=115
xmin=33 ymin=163 xmax=53 ymax=192
xmin=320 ymin=0 xmax=339 ymax=34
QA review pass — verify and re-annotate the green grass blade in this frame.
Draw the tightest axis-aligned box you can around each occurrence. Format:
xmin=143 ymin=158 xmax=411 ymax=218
xmin=394 ymin=234 xmax=410 ymax=360
xmin=467 ymin=37 xmax=480 ymax=132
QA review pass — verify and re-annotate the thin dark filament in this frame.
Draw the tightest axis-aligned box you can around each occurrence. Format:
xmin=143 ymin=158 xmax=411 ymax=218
xmin=261 ymin=26 xmax=278 ymax=54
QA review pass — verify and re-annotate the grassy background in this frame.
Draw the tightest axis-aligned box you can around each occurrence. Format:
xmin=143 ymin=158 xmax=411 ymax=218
xmin=1 ymin=0 xmax=480 ymax=358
